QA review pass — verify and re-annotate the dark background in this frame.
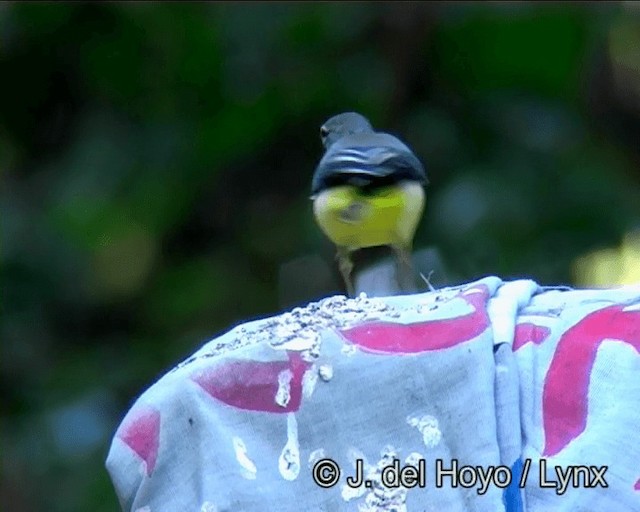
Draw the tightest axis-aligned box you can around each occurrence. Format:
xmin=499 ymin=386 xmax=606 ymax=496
xmin=2 ymin=2 xmax=640 ymax=510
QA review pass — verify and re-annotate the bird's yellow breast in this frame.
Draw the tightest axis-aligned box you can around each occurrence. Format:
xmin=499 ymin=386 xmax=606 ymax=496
xmin=312 ymin=181 xmax=425 ymax=250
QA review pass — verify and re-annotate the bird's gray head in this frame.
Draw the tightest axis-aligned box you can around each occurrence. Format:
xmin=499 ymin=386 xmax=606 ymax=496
xmin=320 ymin=112 xmax=374 ymax=149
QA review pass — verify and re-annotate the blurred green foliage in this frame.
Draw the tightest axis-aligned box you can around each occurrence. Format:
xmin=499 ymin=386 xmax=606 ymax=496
xmin=2 ymin=2 xmax=640 ymax=511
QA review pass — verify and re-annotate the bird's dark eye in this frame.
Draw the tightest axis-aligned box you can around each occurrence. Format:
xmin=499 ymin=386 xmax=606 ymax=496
xmin=320 ymin=126 xmax=329 ymax=139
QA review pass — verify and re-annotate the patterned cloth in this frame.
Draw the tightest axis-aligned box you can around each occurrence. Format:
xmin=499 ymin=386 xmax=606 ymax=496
xmin=106 ymin=277 xmax=640 ymax=512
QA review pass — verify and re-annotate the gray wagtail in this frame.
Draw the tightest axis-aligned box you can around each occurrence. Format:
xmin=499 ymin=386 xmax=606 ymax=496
xmin=311 ymin=112 xmax=428 ymax=296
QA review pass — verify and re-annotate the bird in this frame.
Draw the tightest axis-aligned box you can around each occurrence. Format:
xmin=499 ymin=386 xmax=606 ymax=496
xmin=311 ymin=112 xmax=428 ymax=296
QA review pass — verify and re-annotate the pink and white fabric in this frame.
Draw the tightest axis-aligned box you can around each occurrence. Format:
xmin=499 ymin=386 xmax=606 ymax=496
xmin=106 ymin=277 xmax=640 ymax=512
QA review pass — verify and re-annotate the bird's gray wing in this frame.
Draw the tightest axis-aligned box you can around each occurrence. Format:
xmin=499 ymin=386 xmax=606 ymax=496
xmin=311 ymin=132 xmax=427 ymax=195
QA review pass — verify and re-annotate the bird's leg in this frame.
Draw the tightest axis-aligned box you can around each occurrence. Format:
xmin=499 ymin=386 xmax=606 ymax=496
xmin=392 ymin=245 xmax=417 ymax=294
xmin=336 ymin=246 xmax=355 ymax=297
